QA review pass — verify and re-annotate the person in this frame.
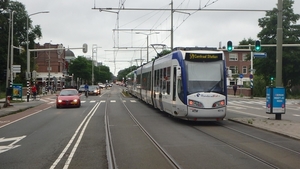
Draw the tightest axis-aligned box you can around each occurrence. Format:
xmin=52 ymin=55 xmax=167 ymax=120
xmin=233 ymin=84 xmax=237 ymax=96
xmin=84 ymin=83 xmax=89 ymax=98
xmin=31 ymin=84 xmax=37 ymax=100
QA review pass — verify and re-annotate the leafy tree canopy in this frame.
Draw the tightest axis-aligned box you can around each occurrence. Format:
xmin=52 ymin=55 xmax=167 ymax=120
xmin=0 ymin=1 xmax=43 ymax=90
xmin=244 ymin=0 xmax=300 ymax=87
xmin=68 ymin=56 xmax=112 ymax=85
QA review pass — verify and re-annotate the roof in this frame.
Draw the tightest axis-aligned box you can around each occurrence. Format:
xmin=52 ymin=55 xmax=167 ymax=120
xmin=65 ymin=49 xmax=75 ymax=57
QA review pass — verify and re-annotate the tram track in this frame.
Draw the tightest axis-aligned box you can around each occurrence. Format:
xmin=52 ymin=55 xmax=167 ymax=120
xmin=103 ymin=87 xmax=300 ymax=168
xmin=190 ymin=121 xmax=300 ymax=169
xmin=104 ymin=93 xmax=181 ymax=169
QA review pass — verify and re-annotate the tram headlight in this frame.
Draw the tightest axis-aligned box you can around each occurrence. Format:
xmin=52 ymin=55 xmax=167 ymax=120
xmin=212 ymin=100 xmax=225 ymax=108
xmin=188 ymin=99 xmax=204 ymax=108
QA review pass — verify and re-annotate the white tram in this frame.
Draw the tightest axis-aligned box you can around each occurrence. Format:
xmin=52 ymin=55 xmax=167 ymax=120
xmin=126 ymin=47 xmax=227 ymax=121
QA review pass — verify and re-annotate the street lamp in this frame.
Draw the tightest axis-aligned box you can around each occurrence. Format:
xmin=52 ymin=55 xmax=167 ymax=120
xmin=136 ymin=32 xmax=160 ymax=62
xmin=26 ymin=11 xmax=49 ymax=102
xmin=10 ymin=11 xmax=15 ymax=87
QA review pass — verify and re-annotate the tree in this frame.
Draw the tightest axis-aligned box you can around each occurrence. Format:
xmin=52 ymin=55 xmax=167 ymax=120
xmin=255 ymin=0 xmax=300 ymax=87
xmin=68 ymin=56 xmax=112 ymax=84
xmin=69 ymin=56 xmax=92 ymax=84
xmin=0 ymin=1 xmax=43 ymax=90
xmin=117 ymin=66 xmax=137 ymax=81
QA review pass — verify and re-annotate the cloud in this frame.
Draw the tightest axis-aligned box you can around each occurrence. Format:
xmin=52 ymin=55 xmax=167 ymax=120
xmin=17 ymin=0 xmax=300 ymax=75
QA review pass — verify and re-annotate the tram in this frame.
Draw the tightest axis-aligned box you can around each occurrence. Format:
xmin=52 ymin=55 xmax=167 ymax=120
xmin=126 ymin=47 xmax=227 ymax=121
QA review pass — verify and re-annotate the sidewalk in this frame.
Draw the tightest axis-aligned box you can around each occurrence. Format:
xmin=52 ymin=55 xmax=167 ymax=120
xmin=0 ymin=93 xmax=56 ymax=117
xmin=1 ymin=94 xmax=300 ymax=140
xmin=227 ymin=95 xmax=300 ymax=140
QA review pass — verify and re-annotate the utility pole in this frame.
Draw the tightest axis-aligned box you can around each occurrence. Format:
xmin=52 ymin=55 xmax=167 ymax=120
xmin=48 ymin=41 xmax=52 ymax=91
xmin=275 ymin=0 xmax=283 ymax=120
xmin=276 ymin=0 xmax=283 ymax=87
xmin=92 ymin=2 xmax=271 ymax=51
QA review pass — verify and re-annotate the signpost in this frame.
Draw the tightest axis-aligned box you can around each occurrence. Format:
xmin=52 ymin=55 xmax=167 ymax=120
xmin=253 ymin=52 xmax=267 ymax=58
xmin=12 ymin=84 xmax=22 ymax=99
xmin=266 ymin=87 xmax=286 ymax=120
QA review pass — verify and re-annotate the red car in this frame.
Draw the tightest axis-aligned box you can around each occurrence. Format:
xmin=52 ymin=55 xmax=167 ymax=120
xmin=56 ymin=89 xmax=81 ymax=108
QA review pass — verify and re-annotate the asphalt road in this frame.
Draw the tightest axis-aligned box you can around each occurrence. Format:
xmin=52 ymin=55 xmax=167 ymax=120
xmin=0 ymin=85 xmax=299 ymax=169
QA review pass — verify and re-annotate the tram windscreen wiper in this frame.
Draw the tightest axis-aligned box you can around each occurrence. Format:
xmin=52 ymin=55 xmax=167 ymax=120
xmin=207 ymin=82 xmax=222 ymax=93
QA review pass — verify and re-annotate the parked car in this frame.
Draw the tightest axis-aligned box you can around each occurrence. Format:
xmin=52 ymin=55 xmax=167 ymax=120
xmin=78 ymin=85 xmax=85 ymax=93
xmin=56 ymin=89 xmax=81 ymax=108
xmin=98 ymin=83 xmax=106 ymax=89
xmin=88 ymin=85 xmax=100 ymax=95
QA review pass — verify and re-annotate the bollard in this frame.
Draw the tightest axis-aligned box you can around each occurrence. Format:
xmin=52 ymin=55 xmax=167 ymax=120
xmin=7 ymin=96 xmax=11 ymax=106
xmin=3 ymin=96 xmax=11 ymax=107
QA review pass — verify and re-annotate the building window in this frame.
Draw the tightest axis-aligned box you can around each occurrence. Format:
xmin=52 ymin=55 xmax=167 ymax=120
xmin=242 ymin=53 xmax=248 ymax=61
xmin=229 ymin=66 xmax=238 ymax=74
xmin=229 ymin=53 xmax=238 ymax=61
xmin=242 ymin=66 xmax=247 ymax=74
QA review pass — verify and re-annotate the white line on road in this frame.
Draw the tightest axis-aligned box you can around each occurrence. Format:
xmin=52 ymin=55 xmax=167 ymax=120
xmin=227 ymin=108 xmax=269 ymax=118
xmin=50 ymin=102 xmax=101 ymax=169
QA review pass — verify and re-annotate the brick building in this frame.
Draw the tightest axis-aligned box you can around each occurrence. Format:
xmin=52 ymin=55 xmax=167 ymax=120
xmin=222 ymin=49 xmax=252 ymax=86
xmin=33 ymin=43 xmax=66 ymax=90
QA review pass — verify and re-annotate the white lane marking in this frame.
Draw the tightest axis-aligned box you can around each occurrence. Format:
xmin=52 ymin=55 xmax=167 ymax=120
xmin=50 ymin=102 xmax=101 ymax=169
xmin=0 ymin=135 xmax=26 ymax=154
xmin=228 ymin=102 xmax=263 ymax=110
xmin=110 ymin=100 xmax=116 ymax=102
xmin=63 ymin=102 xmax=101 ymax=168
xmin=227 ymin=108 xmax=269 ymax=118
xmin=0 ymin=106 xmax=52 ymax=129
xmin=90 ymin=100 xmax=96 ymax=103
xmin=227 ymin=106 xmax=246 ymax=109
xmin=130 ymin=100 xmax=136 ymax=102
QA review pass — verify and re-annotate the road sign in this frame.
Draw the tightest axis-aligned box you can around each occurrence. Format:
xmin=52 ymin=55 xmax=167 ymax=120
xmin=249 ymin=74 xmax=253 ymax=79
xmin=239 ymin=74 xmax=244 ymax=78
xmin=266 ymin=87 xmax=286 ymax=114
xmin=253 ymin=52 xmax=267 ymax=58
xmin=12 ymin=65 xmax=21 ymax=73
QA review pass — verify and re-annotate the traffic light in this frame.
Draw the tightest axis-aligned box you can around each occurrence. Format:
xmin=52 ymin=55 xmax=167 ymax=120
xmin=270 ymin=76 xmax=274 ymax=86
xmin=82 ymin=43 xmax=88 ymax=53
xmin=255 ymin=40 xmax=261 ymax=51
xmin=227 ymin=41 xmax=233 ymax=52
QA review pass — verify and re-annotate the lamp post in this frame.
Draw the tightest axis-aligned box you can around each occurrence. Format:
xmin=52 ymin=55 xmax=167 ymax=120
xmin=10 ymin=11 xmax=15 ymax=87
xmin=26 ymin=11 xmax=49 ymax=101
xmin=136 ymin=32 xmax=160 ymax=62
xmin=48 ymin=41 xmax=52 ymax=92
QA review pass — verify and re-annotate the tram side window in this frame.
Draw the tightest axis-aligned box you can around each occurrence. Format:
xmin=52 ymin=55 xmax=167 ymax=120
xmin=137 ymin=74 xmax=141 ymax=89
xmin=142 ymin=73 xmax=147 ymax=89
xmin=146 ymin=72 xmax=151 ymax=90
xmin=178 ymin=79 xmax=184 ymax=102
xmin=159 ymin=69 xmax=162 ymax=93
xmin=154 ymin=70 xmax=158 ymax=91
xmin=165 ymin=67 xmax=171 ymax=95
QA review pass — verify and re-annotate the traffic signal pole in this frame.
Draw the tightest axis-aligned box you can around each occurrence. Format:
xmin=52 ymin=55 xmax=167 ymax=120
xmin=275 ymin=0 xmax=283 ymax=120
xmin=250 ymin=50 xmax=254 ymax=98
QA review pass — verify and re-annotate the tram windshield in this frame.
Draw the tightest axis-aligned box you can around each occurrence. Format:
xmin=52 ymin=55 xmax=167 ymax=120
xmin=186 ymin=60 xmax=224 ymax=94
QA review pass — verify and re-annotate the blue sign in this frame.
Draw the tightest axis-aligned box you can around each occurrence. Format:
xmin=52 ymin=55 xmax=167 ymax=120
xmin=266 ymin=87 xmax=286 ymax=114
xmin=239 ymin=74 xmax=244 ymax=78
xmin=12 ymin=84 xmax=23 ymax=98
xmin=249 ymin=74 xmax=253 ymax=79
xmin=254 ymin=52 xmax=267 ymax=58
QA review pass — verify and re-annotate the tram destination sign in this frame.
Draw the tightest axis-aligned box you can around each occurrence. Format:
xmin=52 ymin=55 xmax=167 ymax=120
xmin=185 ymin=53 xmax=222 ymax=62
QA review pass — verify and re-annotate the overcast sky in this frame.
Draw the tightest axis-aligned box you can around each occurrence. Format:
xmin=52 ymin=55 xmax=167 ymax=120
xmin=17 ymin=0 xmax=300 ymax=75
